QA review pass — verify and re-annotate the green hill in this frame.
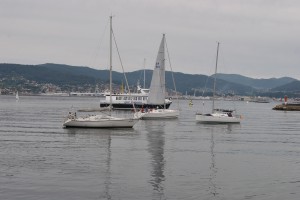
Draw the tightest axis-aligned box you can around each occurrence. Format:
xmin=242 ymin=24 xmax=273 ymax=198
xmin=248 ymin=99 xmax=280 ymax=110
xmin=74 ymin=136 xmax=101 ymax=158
xmin=0 ymin=63 xmax=298 ymax=96
xmin=271 ymin=80 xmax=300 ymax=92
xmin=216 ymin=73 xmax=296 ymax=89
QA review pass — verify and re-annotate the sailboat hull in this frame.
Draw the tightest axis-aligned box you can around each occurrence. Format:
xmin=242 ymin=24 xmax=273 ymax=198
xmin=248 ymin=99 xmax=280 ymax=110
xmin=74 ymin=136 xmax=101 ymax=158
xmin=63 ymin=115 xmax=138 ymax=128
xmin=140 ymin=109 xmax=179 ymax=119
xmin=195 ymin=113 xmax=241 ymax=123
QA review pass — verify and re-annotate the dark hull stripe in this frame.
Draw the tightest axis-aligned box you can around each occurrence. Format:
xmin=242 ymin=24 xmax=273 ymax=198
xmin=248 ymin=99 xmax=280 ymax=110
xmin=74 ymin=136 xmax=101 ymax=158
xmin=100 ymin=103 xmax=171 ymax=110
xmin=64 ymin=126 xmax=134 ymax=128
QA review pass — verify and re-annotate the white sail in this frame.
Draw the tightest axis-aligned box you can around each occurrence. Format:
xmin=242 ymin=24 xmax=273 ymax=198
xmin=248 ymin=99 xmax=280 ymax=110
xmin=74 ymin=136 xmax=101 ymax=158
xmin=16 ymin=91 xmax=19 ymax=101
xmin=137 ymin=34 xmax=179 ymax=120
xmin=147 ymin=34 xmax=165 ymax=105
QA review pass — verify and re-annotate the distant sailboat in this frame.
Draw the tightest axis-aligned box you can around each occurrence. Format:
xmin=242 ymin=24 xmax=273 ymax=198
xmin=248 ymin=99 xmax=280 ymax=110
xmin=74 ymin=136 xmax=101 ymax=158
xmin=63 ymin=16 xmax=140 ymax=128
xmin=189 ymin=100 xmax=193 ymax=106
xmin=137 ymin=34 xmax=179 ymax=119
xmin=195 ymin=42 xmax=241 ymax=123
xmin=16 ymin=91 xmax=19 ymax=101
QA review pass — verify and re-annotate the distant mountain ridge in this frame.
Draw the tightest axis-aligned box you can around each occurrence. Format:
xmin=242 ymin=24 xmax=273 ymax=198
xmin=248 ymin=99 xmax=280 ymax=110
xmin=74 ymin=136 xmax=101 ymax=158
xmin=0 ymin=63 xmax=299 ymax=97
xmin=215 ymin=73 xmax=296 ymax=89
xmin=271 ymin=80 xmax=300 ymax=92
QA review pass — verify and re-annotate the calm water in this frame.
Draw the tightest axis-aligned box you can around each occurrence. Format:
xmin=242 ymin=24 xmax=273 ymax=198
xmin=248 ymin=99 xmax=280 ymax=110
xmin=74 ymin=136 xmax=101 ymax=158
xmin=0 ymin=95 xmax=300 ymax=200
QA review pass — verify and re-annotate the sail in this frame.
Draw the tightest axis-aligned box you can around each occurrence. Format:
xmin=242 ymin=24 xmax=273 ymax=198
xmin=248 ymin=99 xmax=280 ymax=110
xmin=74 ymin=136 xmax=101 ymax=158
xmin=147 ymin=34 xmax=165 ymax=105
xmin=16 ymin=91 xmax=19 ymax=100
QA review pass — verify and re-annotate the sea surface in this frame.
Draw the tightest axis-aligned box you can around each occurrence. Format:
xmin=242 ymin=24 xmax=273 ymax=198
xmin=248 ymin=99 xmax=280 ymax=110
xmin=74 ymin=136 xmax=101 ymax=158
xmin=0 ymin=95 xmax=300 ymax=200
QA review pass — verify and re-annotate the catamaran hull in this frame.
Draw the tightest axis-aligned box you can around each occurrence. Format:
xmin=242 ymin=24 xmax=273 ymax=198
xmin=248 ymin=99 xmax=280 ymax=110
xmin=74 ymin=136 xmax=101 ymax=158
xmin=195 ymin=114 xmax=241 ymax=123
xmin=140 ymin=109 xmax=179 ymax=119
xmin=63 ymin=118 xmax=138 ymax=128
xmin=100 ymin=102 xmax=172 ymax=110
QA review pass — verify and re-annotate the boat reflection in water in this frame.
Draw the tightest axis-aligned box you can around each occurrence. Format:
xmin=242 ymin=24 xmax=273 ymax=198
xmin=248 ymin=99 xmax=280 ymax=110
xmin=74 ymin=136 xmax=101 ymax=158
xmin=209 ymin=128 xmax=218 ymax=198
xmin=64 ymin=128 xmax=137 ymax=200
xmin=203 ymin=124 xmax=236 ymax=199
xmin=146 ymin=120 xmax=166 ymax=199
xmin=103 ymin=133 xmax=112 ymax=200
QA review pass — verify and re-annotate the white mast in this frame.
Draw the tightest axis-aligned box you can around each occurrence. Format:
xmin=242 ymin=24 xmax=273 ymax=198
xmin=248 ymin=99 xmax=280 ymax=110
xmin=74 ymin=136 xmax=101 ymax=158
xmin=212 ymin=42 xmax=220 ymax=112
xmin=109 ymin=16 xmax=113 ymax=115
xmin=143 ymin=58 xmax=146 ymax=88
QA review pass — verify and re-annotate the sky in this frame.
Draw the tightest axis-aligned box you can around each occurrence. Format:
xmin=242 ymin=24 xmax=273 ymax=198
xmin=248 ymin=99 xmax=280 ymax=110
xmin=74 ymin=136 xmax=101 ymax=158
xmin=1 ymin=0 xmax=300 ymax=79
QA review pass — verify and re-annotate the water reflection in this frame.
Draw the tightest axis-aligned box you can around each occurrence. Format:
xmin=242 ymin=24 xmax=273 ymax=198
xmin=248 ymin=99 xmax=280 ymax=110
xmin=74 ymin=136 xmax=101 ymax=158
xmin=206 ymin=125 xmax=240 ymax=199
xmin=64 ymin=128 xmax=137 ymax=200
xmin=209 ymin=128 xmax=218 ymax=198
xmin=202 ymin=123 xmax=240 ymax=134
xmin=103 ymin=135 xmax=112 ymax=200
xmin=146 ymin=121 xmax=166 ymax=199
xmin=64 ymin=127 xmax=138 ymax=137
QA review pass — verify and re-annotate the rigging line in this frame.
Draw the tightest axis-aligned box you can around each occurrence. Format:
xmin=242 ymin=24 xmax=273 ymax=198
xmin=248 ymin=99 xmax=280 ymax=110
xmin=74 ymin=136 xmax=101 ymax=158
xmin=201 ymin=80 xmax=207 ymax=113
xmin=212 ymin=42 xmax=220 ymax=112
xmin=137 ymin=59 xmax=145 ymax=89
xmin=90 ymin=19 xmax=110 ymax=70
xmin=159 ymin=65 xmax=165 ymax=109
xmin=200 ymin=72 xmax=211 ymax=113
xmin=165 ymin=37 xmax=179 ymax=109
xmin=202 ymin=73 xmax=211 ymax=97
xmin=200 ymin=76 xmax=214 ymax=114
xmin=111 ymin=29 xmax=137 ymax=112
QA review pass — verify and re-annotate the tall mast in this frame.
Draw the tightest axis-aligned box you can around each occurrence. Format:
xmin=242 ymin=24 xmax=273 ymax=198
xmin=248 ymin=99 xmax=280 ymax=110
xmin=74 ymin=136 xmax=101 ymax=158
xmin=143 ymin=58 xmax=146 ymax=88
xmin=212 ymin=42 xmax=219 ymax=112
xmin=109 ymin=16 xmax=112 ymax=115
xmin=162 ymin=34 xmax=166 ymax=109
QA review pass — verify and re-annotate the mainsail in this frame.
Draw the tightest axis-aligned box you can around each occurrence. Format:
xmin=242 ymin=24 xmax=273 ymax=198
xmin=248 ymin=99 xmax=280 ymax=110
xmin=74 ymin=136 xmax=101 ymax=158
xmin=147 ymin=34 xmax=166 ymax=105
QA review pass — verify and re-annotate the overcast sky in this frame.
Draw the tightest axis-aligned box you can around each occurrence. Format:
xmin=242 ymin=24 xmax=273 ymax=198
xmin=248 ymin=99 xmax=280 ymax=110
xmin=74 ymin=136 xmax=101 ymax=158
xmin=1 ymin=0 xmax=300 ymax=79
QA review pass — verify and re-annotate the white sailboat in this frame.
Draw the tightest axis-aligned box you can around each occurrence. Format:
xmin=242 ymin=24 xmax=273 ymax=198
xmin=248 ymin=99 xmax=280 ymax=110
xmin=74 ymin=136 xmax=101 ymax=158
xmin=137 ymin=34 xmax=179 ymax=120
xmin=63 ymin=16 xmax=140 ymax=128
xmin=16 ymin=91 xmax=19 ymax=101
xmin=63 ymin=113 xmax=138 ymax=128
xmin=195 ymin=42 xmax=241 ymax=123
